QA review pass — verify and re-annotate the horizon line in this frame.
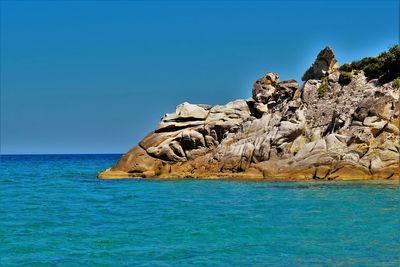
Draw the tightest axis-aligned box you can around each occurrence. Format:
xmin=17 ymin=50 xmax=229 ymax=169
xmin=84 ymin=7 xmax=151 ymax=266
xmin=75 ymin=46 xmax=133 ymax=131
xmin=0 ymin=153 xmax=124 ymax=156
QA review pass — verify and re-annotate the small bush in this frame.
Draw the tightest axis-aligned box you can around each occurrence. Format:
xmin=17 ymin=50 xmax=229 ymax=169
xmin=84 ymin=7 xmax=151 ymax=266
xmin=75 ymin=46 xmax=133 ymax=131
xmin=346 ymin=45 xmax=400 ymax=83
xmin=364 ymin=62 xmax=382 ymax=79
xmin=339 ymin=63 xmax=352 ymax=72
xmin=393 ymin=77 xmax=400 ymax=88
xmin=318 ymin=75 xmax=329 ymax=96
xmin=339 ymin=71 xmax=352 ymax=86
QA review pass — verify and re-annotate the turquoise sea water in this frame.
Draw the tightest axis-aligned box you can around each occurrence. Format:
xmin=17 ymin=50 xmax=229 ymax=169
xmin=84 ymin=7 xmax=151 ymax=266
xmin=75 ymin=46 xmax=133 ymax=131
xmin=1 ymin=154 xmax=399 ymax=266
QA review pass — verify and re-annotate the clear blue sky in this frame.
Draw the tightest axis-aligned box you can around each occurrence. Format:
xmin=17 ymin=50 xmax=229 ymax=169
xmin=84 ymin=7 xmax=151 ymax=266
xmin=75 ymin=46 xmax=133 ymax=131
xmin=1 ymin=0 xmax=398 ymax=154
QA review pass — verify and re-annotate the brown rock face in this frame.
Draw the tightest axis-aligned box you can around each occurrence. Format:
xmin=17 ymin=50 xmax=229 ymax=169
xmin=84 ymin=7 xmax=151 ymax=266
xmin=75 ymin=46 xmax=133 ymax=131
xmin=98 ymin=47 xmax=400 ymax=181
xmin=252 ymin=73 xmax=298 ymax=105
xmin=301 ymin=46 xmax=339 ymax=81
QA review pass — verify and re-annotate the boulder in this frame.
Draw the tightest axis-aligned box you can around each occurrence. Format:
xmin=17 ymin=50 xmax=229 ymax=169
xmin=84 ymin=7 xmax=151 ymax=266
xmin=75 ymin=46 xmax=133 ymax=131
xmin=156 ymin=102 xmax=210 ymax=132
xmin=110 ymin=146 xmax=163 ymax=174
xmin=252 ymin=72 xmax=279 ymax=103
xmin=252 ymin=73 xmax=298 ymax=104
xmin=164 ymin=102 xmax=209 ymax=121
xmin=254 ymin=103 xmax=268 ymax=114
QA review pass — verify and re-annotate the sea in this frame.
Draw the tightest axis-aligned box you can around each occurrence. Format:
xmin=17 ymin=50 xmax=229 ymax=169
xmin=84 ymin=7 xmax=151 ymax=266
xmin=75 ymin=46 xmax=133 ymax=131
xmin=1 ymin=154 xmax=399 ymax=266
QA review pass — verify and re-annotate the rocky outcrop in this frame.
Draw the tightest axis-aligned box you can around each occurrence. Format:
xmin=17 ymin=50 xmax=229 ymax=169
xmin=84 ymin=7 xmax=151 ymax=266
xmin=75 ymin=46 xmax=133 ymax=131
xmin=252 ymin=72 xmax=299 ymax=107
xmin=99 ymin=47 xmax=400 ymax=181
xmin=302 ymin=46 xmax=339 ymax=81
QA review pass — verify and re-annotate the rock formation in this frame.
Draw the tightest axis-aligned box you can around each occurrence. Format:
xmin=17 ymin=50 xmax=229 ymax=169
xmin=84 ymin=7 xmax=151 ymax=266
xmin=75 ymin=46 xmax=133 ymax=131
xmin=98 ymin=46 xmax=400 ymax=180
xmin=302 ymin=46 xmax=339 ymax=81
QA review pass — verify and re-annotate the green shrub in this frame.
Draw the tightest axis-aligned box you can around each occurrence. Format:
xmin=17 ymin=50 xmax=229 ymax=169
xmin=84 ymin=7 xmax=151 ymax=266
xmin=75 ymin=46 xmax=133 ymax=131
xmin=379 ymin=45 xmax=400 ymax=83
xmin=339 ymin=71 xmax=352 ymax=86
xmin=393 ymin=77 xmax=400 ymax=88
xmin=364 ymin=62 xmax=382 ymax=79
xmin=347 ymin=45 xmax=400 ymax=83
xmin=339 ymin=63 xmax=352 ymax=72
xmin=318 ymin=74 xmax=329 ymax=96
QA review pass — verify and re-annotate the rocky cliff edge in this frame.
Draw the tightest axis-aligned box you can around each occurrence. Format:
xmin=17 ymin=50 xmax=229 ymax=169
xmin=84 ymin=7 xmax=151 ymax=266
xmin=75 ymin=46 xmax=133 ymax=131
xmin=98 ymin=46 xmax=400 ymax=180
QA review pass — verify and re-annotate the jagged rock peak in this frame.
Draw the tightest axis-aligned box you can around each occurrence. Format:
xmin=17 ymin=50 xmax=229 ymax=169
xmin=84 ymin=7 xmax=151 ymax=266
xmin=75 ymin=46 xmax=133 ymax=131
xmin=301 ymin=46 xmax=339 ymax=81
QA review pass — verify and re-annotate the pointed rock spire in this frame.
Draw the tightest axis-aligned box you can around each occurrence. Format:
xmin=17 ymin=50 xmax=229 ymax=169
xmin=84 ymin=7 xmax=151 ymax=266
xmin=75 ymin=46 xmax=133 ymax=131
xmin=301 ymin=46 xmax=339 ymax=81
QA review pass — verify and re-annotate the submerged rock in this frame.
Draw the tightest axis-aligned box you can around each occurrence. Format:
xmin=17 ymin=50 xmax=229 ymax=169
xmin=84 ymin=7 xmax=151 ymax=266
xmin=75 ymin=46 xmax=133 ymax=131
xmin=98 ymin=47 xmax=400 ymax=181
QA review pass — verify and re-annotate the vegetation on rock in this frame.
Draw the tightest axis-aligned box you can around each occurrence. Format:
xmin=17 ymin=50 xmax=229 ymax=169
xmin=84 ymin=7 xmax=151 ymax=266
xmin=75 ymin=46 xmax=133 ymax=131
xmin=318 ymin=74 xmax=329 ymax=96
xmin=339 ymin=63 xmax=352 ymax=72
xmin=339 ymin=45 xmax=400 ymax=83
xmin=393 ymin=77 xmax=400 ymax=88
xmin=339 ymin=71 xmax=352 ymax=86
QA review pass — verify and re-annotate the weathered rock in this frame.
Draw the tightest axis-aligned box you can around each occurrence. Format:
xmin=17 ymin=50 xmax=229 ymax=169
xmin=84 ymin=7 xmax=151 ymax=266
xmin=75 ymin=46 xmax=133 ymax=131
xmin=107 ymin=146 xmax=163 ymax=176
xmin=156 ymin=102 xmax=209 ymax=132
xmin=254 ymin=103 xmax=268 ymax=114
xmin=252 ymin=73 xmax=299 ymax=105
xmin=98 ymin=47 xmax=400 ymax=181
xmin=252 ymin=72 xmax=280 ymax=103
xmin=205 ymin=100 xmax=251 ymax=141
xmin=302 ymin=46 xmax=339 ymax=81
xmin=363 ymin=116 xmax=387 ymax=136
xmin=276 ymin=80 xmax=298 ymax=102
xmin=167 ymin=102 xmax=209 ymax=120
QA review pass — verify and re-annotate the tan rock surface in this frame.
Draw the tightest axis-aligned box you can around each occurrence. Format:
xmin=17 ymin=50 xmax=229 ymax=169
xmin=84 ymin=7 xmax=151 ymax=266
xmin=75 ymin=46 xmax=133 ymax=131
xmin=98 ymin=47 xmax=400 ymax=181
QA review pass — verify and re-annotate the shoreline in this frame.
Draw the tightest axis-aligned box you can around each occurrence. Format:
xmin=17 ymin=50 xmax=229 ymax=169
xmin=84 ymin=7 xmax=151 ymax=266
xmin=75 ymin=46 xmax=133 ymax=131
xmin=97 ymin=169 xmax=400 ymax=183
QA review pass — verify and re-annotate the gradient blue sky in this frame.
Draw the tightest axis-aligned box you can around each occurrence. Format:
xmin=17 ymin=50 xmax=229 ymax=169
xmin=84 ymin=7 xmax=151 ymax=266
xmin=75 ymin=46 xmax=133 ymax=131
xmin=1 ymin=0 xmax=398 ymax=154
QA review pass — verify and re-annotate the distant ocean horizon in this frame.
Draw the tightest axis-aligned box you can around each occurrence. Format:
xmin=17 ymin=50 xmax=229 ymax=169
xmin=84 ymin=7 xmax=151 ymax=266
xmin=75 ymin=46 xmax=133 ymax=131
xmin=1 ymin=153 xmax=124 ymax=156
xmin=1 ymin=154 xmax=399 ymax=266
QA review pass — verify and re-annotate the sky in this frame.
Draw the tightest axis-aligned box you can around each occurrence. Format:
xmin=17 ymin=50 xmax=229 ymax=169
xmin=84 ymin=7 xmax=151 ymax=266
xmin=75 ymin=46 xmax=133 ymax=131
xmin=1 ymin=0 xmax=399 ymax=154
